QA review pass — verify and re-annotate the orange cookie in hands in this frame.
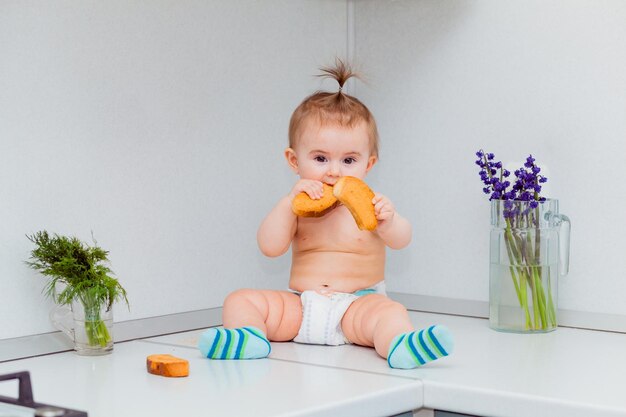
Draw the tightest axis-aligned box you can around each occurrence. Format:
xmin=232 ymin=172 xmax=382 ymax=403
xmin=292 ymin=183 xmax=338 ymax=217
xmin=333 ymin=176 xmax=377 ymax=231
xmin=147 ymin=354 xmax=189 ymax=377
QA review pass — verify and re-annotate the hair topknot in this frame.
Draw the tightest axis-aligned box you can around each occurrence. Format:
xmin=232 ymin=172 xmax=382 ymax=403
xmin=317 ymin=58 xmax=358 ymax=92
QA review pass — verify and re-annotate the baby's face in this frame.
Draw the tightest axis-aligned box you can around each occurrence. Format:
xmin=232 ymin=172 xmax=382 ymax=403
xmin=288 ymin=120 xmax=376 ymax=185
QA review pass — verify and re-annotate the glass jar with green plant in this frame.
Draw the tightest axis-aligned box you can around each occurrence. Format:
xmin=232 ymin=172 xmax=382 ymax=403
xmin=26 ymin=231 xmax=129 ymax=354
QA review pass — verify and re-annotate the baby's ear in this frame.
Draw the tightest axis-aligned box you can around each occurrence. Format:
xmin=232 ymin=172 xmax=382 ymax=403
xmin=285 ymin=148 xmax=299 ymax=173
xmin=366 ymin=155 xmax=378 ymax=172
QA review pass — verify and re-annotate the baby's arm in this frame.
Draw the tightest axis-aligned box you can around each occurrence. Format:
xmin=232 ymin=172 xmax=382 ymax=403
xmin=372 ymin=193 xmax=412 ymax=249
xmin=257 ymin=179 xmax=324 ymax=257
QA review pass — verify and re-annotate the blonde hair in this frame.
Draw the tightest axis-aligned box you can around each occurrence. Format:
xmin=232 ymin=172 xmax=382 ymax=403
xmin=288 ymin=59 xmax=379 ymax=157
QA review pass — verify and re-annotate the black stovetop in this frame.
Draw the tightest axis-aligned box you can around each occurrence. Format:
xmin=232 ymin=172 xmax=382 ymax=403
xmin=0 ymin=371 xmax=88 ymax=417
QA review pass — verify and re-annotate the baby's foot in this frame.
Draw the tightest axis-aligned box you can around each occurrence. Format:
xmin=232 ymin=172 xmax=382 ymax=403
xmin=387 ymin=325 xmax=453 ymax=369
xmin=198 ymin=327 xmax=271 ymax=360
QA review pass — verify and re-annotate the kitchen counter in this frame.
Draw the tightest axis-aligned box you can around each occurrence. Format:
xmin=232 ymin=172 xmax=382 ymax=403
xmin=1 ymin=311 xmax=626 ymax=417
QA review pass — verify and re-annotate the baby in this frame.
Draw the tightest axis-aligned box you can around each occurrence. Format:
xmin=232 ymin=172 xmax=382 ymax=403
xmin=199 ymin=60 xmax=453 ymax=369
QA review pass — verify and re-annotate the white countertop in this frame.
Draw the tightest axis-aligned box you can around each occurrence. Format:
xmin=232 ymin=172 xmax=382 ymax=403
xmin=1 ymin=311 xmax=626 ymax=417
xmin=0 ymin=340 xmax=420 ymax=417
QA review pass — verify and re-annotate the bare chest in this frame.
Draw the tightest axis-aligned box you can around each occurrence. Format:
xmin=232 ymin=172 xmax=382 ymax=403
xmin=293 ymin=205 xmax=383 ymax=253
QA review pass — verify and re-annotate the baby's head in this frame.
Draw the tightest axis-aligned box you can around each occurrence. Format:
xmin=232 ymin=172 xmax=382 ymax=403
xmin=288 ymin=59 xmax=379 ymax=158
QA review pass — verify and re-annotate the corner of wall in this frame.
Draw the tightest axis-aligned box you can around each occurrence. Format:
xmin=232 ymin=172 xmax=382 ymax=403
xmin=346 ymin=0 xmax=357 ymax=96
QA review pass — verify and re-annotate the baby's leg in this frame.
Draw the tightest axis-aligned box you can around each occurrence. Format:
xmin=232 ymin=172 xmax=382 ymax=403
xmin=199 ymin=289 xmax=302 ymax=360
xmin=341 ymin=294 xmax=413 ymax=357
xmin=341 ymin=295 xmax=453 ymax=369
xmin=222 ymin=289 xmax=302 ymax=341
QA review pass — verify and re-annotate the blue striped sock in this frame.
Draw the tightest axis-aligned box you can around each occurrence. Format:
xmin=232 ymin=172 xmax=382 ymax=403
xmin=387 ymin=325 xmax=454 ymax=369
xmin=198 ymin=327 xmax=271 ymax=360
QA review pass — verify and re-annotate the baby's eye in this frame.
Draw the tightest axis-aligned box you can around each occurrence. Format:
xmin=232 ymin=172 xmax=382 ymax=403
xmin=343 ymin=157 xmax=356 ymax=164
xmin=314 ymin=156 xmax=327 ymax=163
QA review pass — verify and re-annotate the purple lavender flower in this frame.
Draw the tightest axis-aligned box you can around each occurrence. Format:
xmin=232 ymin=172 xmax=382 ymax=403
xmin=475 ymin=150 xmax=549 ymax=218
xmin=475 ymin=149 xmax=512 ymax=202
xmin=524 ymin=155 xmax=535 ymax=168
xmin=476 ymin=150 xmax=548 ymax=202
xmin=513 ymin=154 xmax=548 ymax=203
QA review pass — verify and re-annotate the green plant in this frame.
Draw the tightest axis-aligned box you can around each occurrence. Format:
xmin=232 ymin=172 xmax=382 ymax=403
xmin=26 ymin=231 xmax=129 ymax=347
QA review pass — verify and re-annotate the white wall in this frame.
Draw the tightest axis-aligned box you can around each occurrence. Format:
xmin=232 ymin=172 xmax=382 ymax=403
xmin=3 ymin=0 xmax=625 ymax=341
xmin=355 ymin=0 xmax=626 ymax=315
xmin=0 ymin=0 xmax=347 ymax=339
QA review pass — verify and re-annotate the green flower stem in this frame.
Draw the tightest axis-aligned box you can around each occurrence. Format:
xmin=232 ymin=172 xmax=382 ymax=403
xmin=532 ymin=266 xmax=546 ymax=328
xmin=542 ymin=267 xmax=556 ymax=327
xmin=81 ymin=294 xmax=112 ymax=348
xmin=528 ymin=267 xmax=539 ymax=329
xmin=503 ymin=227 xmax=522 ymax=299
xmin=517 ymin=266 xmax=532 ymax=328
xmin=524 ymin=231 xmax=543 ymax=329
xmin=528 ymin=228 xmax=549 ymax=329
xmin=504 ymin=241 xmax=522 ymax=306
xmin=503 ymin=217 xmax=556 ymax=331
xmin=504 ymin=222 xmax=532 ymax=328
xmin=84 ymin=314 xmax=111 ymax=347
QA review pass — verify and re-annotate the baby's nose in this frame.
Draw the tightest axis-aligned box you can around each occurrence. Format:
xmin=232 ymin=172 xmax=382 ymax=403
xmin=327 ymin=162 xmax=341 ymax=176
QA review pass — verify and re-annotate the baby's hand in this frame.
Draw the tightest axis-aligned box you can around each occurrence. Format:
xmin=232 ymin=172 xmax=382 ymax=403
xmin=288 ymin=179 xmax=324 ymax=200
xmin=372 ymin=193 xmax=396 ymax=226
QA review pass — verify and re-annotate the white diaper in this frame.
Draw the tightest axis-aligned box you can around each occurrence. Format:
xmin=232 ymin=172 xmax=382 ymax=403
xmin=293 ymin=281 xmax=386 ymax=346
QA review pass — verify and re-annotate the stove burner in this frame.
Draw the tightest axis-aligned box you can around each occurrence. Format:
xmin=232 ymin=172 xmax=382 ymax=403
xmin=0 ymin=371 xmax=88 ymax=417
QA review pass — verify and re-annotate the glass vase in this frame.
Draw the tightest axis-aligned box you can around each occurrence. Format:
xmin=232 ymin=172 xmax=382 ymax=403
xmin=50 ymin=296 xmax=114 ymax=355
xmin=489 ymin=199 xmax=570 ymax=333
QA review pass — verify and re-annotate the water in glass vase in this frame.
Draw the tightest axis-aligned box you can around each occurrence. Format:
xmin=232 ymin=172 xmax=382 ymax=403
xmin=73 ymin=313 xmax=114 ymax=355
xmin=489 ymin=262 xmax=558 ymax=333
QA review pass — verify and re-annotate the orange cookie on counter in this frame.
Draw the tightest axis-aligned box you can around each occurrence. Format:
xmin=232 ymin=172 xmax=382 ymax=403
xmin=333 ymin=176 xmax=377 ymax=231
xmin=146 ymin=354 xmax=189 ymax=377
xmin=292 ymin=183 xmax=338 ymax=217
